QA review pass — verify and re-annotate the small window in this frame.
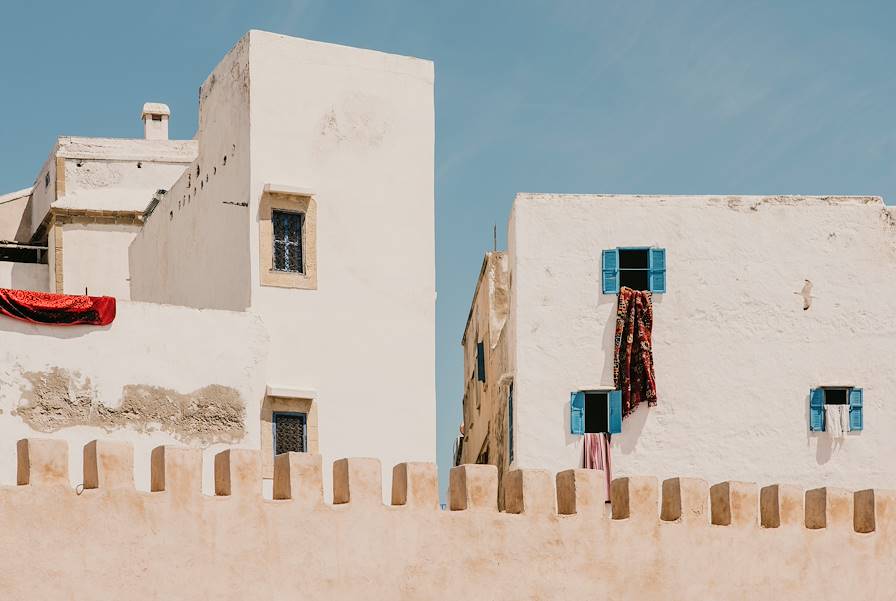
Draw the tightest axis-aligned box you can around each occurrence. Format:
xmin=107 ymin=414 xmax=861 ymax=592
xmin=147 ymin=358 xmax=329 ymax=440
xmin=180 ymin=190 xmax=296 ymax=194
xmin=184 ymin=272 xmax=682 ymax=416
xmin=584 ymin=392 xmax=609 ymax=433
xmin=571 ymin=390 xmax=623 ymax=435
xmin=272 ymin=210 xmax=305 ymax=273
xmin=151 ymin=114 xmax=163 ymax=121
xmin=273 ymin=412 xmax=307 ymax=455
xmin=809 ymin=387 xmax=863 ymax=432
xmin=44 ymin=172 xmax=50 ymax=188
xmin=602 ymin=247 xmax=666 ymax=294
xmin=476 ymin=341 xmax=486 ymax=383
xmin=618 ymin=249 xmax=650 ymax=290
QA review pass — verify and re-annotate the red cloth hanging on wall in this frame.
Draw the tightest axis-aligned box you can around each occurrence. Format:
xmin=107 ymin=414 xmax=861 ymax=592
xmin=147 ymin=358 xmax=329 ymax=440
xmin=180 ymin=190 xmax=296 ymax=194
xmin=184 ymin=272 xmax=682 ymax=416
xmin=613 ymin=287 xmax=657 ymax=417
xmin=0 ymin=289 xmax=115 ymax=326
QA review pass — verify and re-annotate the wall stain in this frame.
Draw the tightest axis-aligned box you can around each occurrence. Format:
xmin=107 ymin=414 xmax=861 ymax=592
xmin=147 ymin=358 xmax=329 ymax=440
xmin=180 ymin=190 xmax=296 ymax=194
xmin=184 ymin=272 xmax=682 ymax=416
xmin=15 ymin=368 xmax=245 ymax=443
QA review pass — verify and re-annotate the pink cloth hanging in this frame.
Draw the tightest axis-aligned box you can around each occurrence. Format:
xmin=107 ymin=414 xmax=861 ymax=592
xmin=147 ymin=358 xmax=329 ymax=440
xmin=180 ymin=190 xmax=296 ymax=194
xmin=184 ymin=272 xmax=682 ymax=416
xmin=584 ymin=432 xmax=612 ymax=502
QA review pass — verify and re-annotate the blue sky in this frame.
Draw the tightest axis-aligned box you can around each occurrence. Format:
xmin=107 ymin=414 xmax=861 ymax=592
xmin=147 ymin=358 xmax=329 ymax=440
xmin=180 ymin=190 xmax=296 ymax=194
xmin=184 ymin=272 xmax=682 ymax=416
xmin=1 ymin=1 xmax=894 ymax=493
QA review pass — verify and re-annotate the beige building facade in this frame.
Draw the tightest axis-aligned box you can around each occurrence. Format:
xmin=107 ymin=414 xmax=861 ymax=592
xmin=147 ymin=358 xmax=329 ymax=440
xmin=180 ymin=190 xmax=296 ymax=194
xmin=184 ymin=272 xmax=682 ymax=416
xmin=0 ymin=30 xmax=436 ymax=498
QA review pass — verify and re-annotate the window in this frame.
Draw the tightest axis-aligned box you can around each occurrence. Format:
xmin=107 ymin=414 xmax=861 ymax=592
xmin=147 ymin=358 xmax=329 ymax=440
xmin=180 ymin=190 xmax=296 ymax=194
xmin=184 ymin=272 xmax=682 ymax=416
xmin=272 ymin=210 xmax=304 ymax=273
xmin=570 ymin=390 xmax=622 ymax=435
xmin=809 ymin=387 xmax=863 ymax=432
xmin=507 ymin=382 xmax=514 ymax=464
xmin=602 ymin=247 xmax=666 ymax=294
xmin=476 ymin=341 xmax=486 ymax=383
xmin=44 ymin=172 xmax=50 ymax=188
xmin=259 ymin=188 xmax=317 ymax=289
xmin=273 ymin=412 xmax=307 ymax=455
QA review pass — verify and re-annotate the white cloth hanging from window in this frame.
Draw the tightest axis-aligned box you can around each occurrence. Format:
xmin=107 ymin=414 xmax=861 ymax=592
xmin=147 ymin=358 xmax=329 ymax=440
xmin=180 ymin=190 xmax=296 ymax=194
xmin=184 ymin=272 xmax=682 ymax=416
xmin=825 ymin=405 xmax=850 ymax=438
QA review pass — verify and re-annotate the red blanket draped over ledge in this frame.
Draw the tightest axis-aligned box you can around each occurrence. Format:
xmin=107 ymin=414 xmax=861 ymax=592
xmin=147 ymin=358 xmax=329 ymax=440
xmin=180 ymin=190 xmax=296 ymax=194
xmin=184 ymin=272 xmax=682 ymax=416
xmin=0 ymin=289 xmax=115 ymax=326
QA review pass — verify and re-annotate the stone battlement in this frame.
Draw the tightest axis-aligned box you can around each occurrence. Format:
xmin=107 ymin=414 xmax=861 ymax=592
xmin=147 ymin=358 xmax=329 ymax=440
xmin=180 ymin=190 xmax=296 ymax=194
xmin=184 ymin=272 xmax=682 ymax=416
xmin=2 ymin=438 xmax=894 ymax=600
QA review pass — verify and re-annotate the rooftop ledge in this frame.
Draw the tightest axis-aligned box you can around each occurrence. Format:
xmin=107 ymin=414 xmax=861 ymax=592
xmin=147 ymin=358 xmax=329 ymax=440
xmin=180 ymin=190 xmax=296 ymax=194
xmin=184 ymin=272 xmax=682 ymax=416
xmin=265 ymin=386 xmax=317 ymax=400
xmin=263 ymin=184 xmax=315 ymax=197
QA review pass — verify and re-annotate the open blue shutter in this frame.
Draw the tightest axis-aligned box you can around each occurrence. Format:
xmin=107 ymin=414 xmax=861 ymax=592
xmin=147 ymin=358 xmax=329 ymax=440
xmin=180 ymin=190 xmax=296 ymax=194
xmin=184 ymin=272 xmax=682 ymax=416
xmin=602 ymin=249 xmax=619 ymax=294
xmin=570 ymin=392 xmax=585 ymax=435
xmin=849 ymin=388 xmax=864 ymax=431
xmin=608 ymin=390 xmax=622 ymax=434
xmin=649 ymin=248 xmax=666 ymax=293
xmin=809 ymin=388 xmax=825 ymax=432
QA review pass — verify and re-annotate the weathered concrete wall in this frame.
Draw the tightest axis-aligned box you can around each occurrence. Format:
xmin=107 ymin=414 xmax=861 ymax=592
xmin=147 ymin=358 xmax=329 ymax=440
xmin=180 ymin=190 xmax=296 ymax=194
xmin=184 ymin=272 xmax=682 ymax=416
xmin=61 ymin=222 xmax=140 ymax=298
xmin=0 ymin=262 xmax=48 ymax=292
xmin=0 ymin=443 xmax=893 ymax=600
xmin=247 ymin=31 xmax=437 ymax=496
xmin=129 ymin=37 xmax=252 ymax=311
xmin=0 ymin=301 xmax=267 ymax=492
xmin=508 ymin=194 xmax=896 ymax=491
xmin=0 ymin=187 xmax=32 ymax=242
xmin=460 ymin=253 xmax=511 ymax=499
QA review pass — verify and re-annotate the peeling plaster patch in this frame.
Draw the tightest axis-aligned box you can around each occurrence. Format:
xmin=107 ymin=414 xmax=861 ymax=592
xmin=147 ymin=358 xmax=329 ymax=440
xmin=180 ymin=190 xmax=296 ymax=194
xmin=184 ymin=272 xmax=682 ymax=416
xmin=317 ymin=94 xmax=387 ymax=149
xmin=15 ymin=368 xmax=245 ymax=443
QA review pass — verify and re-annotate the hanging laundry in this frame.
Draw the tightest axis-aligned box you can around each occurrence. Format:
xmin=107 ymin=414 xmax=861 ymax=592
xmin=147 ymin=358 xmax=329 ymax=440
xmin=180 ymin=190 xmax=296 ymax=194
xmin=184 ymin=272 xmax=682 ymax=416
xmin=825 ymin=405 xmax=843 ymax=438
xmin=840 ymin=404 xmax=851 ymax=435
xmin=0 ymin=289 xmax=115 ymax=326
xmin=825 ymin=405 xmax=851 ymax=439
xmin=614 ymin=287 xmax=657 ymax=417
xmin=584 ymin=432 xmax=612 ymax=502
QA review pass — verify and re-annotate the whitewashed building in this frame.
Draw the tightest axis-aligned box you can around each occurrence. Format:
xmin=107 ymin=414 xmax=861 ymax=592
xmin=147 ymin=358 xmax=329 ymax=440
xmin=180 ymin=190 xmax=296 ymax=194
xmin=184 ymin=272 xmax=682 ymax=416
xmin=460 ymin=193 xmax=896 ymax=494
xmin=0 ymin=30 xmax=435 ymax=497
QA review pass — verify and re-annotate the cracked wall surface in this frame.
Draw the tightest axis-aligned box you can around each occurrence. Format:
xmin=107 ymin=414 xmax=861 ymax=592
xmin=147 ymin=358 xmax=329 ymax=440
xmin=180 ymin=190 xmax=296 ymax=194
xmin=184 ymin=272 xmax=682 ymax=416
xmin=16 ymin=368 xmax=245 ymax=443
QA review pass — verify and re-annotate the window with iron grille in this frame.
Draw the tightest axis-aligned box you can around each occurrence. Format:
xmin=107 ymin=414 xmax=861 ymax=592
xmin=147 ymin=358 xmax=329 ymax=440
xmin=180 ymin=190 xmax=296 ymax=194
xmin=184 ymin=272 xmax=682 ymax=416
xmin=273 ymin=412 xmax=307 ymax=455
xmin=272 ymin=210 xmax=305 ymax=273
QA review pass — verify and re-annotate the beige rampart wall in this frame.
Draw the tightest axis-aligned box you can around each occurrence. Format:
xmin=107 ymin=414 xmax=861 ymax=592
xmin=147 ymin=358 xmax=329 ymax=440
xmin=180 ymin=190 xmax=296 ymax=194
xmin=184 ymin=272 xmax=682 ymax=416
xmin=1 ymin=439 xmax=893 ymax=600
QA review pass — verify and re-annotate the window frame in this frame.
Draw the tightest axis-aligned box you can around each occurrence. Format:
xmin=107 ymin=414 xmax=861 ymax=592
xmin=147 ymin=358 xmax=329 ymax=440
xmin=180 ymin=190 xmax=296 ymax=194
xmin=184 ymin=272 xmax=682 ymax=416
xmin=809 ymin=386 xmax=864 ymax=432
xmin=602 ymin=246 xmax=666 ymax=294
xmin=259 ymin=188 xmax=317 ymax=289
xmin=272 ymin=411 xmax=308 ymax=456
xmin=271 ymin=209 xmax=306 ymax=274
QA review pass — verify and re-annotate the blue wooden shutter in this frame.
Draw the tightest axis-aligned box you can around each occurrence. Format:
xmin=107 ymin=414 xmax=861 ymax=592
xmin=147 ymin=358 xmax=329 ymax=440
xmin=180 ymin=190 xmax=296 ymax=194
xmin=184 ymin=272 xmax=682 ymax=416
xmin=602 ymin=249 xmax=619 ymax=294
xmin=649 ymin=248 xmax=666 ymax=293
xmin=849 ymin=388 xmax=864 ymax=431
xmin=809 ymin=388 xmax=825 ymax=432
xmin=570 ymin=392 xmax=585 ymax=435
xmin=608 ymin=390 xmax=622 ymax=434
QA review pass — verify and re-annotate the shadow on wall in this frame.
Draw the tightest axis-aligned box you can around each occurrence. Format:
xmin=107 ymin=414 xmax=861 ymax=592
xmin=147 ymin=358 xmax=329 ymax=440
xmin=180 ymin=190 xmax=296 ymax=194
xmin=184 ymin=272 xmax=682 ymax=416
xmin=9 ymin=262 xmax=49 ymax=294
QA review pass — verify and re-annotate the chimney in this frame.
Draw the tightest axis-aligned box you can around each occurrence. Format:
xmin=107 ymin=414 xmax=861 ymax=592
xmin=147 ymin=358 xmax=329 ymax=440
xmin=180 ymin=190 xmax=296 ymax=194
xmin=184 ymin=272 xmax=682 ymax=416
xmin=141 ymin=102 xmax=170 ymax=140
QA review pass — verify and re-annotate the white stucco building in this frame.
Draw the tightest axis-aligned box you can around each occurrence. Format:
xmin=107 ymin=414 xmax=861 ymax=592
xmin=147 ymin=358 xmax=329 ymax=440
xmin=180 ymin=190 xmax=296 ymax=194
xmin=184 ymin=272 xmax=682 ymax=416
xmin=0 ymin=30 xmax=435 ymax=497
xmin=461 ymin=193 xmax=896 ymax=495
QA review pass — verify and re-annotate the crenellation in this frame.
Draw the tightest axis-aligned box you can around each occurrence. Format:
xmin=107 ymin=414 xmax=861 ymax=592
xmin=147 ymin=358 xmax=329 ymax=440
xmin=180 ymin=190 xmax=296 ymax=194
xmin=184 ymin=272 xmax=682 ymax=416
xmin=273 ymin=451 xmax=323 ymax=506
xmin=449 ymin=464 xmax=498 ymax=511
xmin=661 ymin=477 xmax=708 ymax=524
xmin=556 ymin=469 xmax=604 ymax=515
xmin=391 ymin=462 xmax=439 ymax=509
xmin=710 ymin=481 xmax=758 ymax=527
xmin=150 ymin=445 xmax=202 ymax=500
xmin=760 ymin=484 xmax=804 ymax=528
xmin=83 ymin=440 xmax=134 ymax=490
xmin=16 ymin=438 xmax=68 ymax=487
xmin=503 ymin=469 xmax=555 ymax=515
xmin=611 ymin=476 xmax=658 ymax=520
xmin=1 ymin=440 xmax=893 ymax=537
xmin=805 ymin=487 xmax=853 ymax=531
xmin=854 ymin=489 xmax=877 ymax=534
xmin=333 ymin=457 xmax=382 ymax=506
xmin=214 ymin=448 xmax=261 ymax=498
